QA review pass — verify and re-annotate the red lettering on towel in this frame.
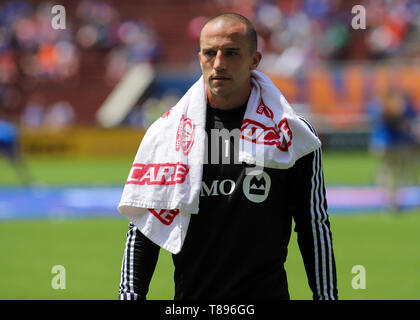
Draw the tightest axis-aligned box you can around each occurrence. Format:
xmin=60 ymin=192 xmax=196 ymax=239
xmin=148 ymin=209 xmax=179 ymax=225
xmin=126 ymin=162 xmax=189 ymax=185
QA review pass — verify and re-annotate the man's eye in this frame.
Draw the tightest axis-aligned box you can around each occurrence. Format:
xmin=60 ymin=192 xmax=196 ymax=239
xmin=225 ymin=51 xmax=238 ymax=56
xmin=204 ymin=51 xmax=216 ymax=56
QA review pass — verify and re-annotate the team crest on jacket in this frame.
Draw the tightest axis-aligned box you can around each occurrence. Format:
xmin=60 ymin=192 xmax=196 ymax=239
xmin=176 ymin=114 xmax=195 ymax=155
xmin=242 ymin=170 xmax=271 ymax=203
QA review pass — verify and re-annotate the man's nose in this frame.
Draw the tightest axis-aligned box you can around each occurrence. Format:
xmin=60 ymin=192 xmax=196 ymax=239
xmin=213 ymin=50 xmax=226 ymax=71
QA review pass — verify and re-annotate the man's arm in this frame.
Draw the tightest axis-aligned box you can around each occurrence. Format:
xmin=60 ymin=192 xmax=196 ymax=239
xmin=290 ymin=147 xmax=338 ymax=300
xmin=119 ymin=223 xmax=160 ymax=300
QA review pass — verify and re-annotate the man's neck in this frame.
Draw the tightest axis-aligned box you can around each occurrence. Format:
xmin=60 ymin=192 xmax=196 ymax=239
xmin=205 ymin=86 xmax=251 ymax=110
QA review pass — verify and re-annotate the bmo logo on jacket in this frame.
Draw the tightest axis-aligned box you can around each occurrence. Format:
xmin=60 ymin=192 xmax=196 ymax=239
xmin=242 ymin=171 xmax=271 ymax=203
xmin=200 ymin=179 xmax=236 ymax=196
xmin=200 ymin=171 xmax=271 ymax=203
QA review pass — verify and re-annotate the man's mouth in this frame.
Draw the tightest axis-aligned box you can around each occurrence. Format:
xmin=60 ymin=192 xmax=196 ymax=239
xmin=211 ymin=75 xmax=231 ymax=81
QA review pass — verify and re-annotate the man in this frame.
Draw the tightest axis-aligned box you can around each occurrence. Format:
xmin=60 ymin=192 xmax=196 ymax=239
xmin=368 ymin=88 xmax=420 ymax=211
xmin=0 ymin=119 xmax=32 ymax=185
xmin=118 ymin=13 xmax=338 ymax=300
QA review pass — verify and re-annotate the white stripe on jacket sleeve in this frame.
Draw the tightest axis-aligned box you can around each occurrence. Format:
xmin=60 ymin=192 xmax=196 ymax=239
xmin=310 ymin=148 xmax=335 ymax=299
xmin=119 ymin=226 xmax=138 ymax=300
xmin=299 ymin=116 xmax=336 ymax=300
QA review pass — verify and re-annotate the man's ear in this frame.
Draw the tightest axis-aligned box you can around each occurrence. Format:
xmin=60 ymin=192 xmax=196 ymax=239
xmin=198 ymin=50 xmax=206 ymax=65
xmin=250 ymin=51 xmax=262 ymax=70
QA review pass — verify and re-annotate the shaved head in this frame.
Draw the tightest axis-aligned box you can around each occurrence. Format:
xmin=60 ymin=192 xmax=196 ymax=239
xmin=200 ymin=13 xmax=258 ymax=54
xmin=198 ymin=12 xmax=262 ymax=109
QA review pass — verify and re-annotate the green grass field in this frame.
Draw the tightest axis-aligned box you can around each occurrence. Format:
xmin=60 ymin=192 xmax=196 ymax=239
xmin=1 ymin=151 xmax=419 ymax=300
xmin=0 ymin=150 xmax=378 ymax=186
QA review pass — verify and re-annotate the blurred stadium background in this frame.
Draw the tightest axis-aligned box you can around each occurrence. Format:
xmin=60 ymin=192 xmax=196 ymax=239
xmin=0 ymin=0 xmax=419 ymax=300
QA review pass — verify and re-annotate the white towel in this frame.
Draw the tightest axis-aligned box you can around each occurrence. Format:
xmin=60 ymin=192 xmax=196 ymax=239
xmin=118 ymin=70 xmax=321 ymax=254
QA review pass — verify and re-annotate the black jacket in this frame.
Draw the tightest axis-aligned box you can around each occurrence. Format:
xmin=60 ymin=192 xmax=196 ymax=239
xmin=119 ymin=103 xmax=338 ymax=300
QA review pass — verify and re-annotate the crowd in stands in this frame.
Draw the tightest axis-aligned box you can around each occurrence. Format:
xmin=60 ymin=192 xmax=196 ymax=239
xmin=187 ymin=0 xmax=420 ymax=75
xmin=74 ymin=0 xmax=161 ymax=84
xmin=0 ymin=0 xmax=161 ymax=125
xmin=0 ymin=0 xmax=161 ymax=83
xmin=1 ymin=0 xmax=418 ymax=85
xmin=0 ymin=1 xmax=78 ymax=83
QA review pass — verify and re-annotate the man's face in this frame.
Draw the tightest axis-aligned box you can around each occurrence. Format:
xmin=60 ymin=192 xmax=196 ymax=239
xmin=199 ymin=19 xmax=260 ymax=101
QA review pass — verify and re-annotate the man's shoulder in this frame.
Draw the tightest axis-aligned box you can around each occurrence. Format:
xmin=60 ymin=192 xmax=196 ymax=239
xmin=296 ymin=115 xmax=318 ymax=137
